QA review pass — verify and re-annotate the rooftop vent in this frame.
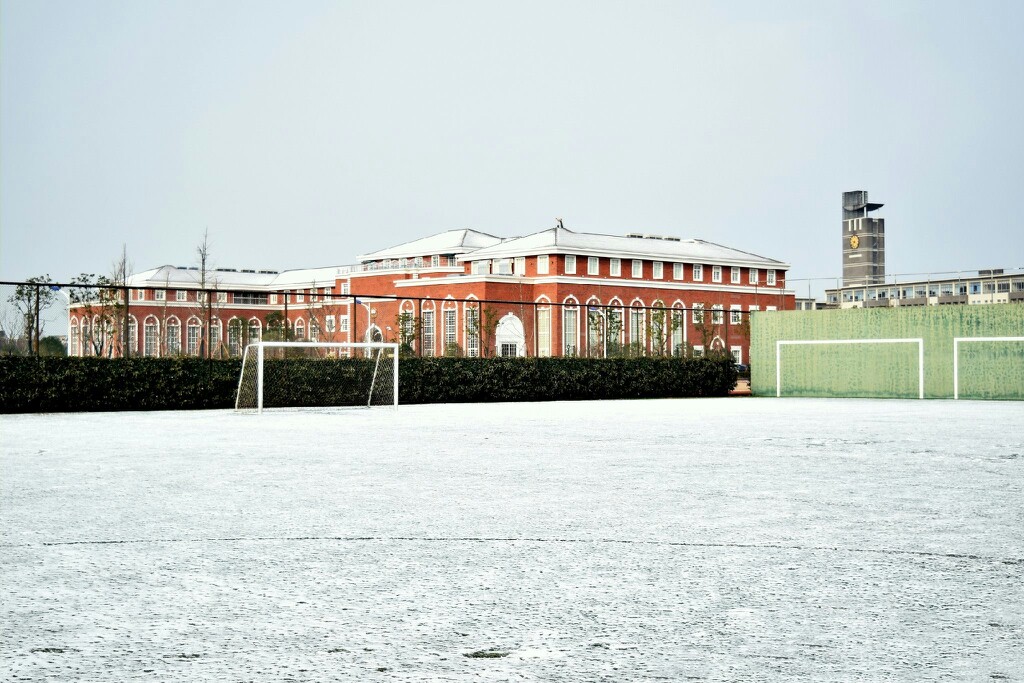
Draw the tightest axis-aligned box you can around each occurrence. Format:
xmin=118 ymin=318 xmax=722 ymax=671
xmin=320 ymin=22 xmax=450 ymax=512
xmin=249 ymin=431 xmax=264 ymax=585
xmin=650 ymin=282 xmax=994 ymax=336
xmin=979 ymin=269 xmax=1004 ymax=276
xmin=241 ymin=269 xmax=256 ymax=273
xmin=625 ymin=232 xmax=645 ymax=238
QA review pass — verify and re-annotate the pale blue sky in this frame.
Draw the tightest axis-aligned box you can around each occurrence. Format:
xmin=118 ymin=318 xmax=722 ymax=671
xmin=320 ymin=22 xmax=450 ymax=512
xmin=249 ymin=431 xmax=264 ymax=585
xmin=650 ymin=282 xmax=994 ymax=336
xmin=2 ymin=0 xmax=1022 ymax=296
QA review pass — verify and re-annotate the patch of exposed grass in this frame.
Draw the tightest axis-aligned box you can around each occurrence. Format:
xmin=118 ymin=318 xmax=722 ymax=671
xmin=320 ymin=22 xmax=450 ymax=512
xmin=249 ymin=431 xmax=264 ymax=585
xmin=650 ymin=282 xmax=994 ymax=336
xmin=464 ymin=649 xmax=509 ymax=659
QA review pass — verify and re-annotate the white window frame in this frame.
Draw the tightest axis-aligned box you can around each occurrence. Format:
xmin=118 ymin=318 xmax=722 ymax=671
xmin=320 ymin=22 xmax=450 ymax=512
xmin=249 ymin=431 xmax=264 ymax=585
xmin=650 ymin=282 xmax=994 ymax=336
xmin=154 ymin=289 xmax=165 ymax=301
xmin=692 ymin=264 xmax=703 ymax=281
xmin=632 ymin=260 xmax=642 ymax=278
xmin=673 ymin=263 xmax=684 ymax=280
xmin=610 ymin=258 xmax=621 ymax=277
xmin=565 ymin=255 xmax=576 ymax=274
xmin=269 ymin=293 xmax=278 ymax=305
xmin=653 ymin=262 xmax=663 ymax=280
xmin=341 ymin=282 xmax=350 ymax=295
xmin=588 ymin=257 xmax=599 ymax=275
xmin=712 ymin=266 xmax=722 ymax=283
xmin=692 ymin=303 xmax=704 ymax=324
xmin=712 ymin=304 xmax=724 ymax=325
xmin=730 ymin=305 xmax=742 ymax=325
xmin=339 ymin=315 xmax=349 ymax=332
xmin=176 ymin=290 xmax=187 ymax=302
xmin=515 ymin=257 xmax=527 ymax=275
xmin=431 ymin=255 xmax=440 ymax=268
xmin=537 ymin=255 xmax=549 ymax=275
xmin=325 ymin=315 xmax=336 ymax=333
xmin=749 ymin=268 xmax=759 ymax=285
xmin=731 ymin=267 xmax=741 ymax=284
xmin=767 ymin=269 xmax=777 ymax=286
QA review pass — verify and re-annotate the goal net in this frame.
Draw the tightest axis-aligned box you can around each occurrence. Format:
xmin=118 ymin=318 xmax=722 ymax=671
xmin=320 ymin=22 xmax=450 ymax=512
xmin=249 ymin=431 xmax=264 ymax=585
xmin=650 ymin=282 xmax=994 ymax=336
xmin=235 ymin=342 xmax=399 ymax=413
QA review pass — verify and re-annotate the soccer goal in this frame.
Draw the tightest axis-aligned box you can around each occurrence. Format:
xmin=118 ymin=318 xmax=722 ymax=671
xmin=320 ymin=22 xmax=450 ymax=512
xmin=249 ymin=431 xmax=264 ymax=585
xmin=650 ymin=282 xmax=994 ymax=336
xmin=235 ymin=342 xmax=399 ymax=413
xmin=953 ymin=336 xmax=1024 ymax=400
xmin=775 ymin=338 xmax=925 ymax=399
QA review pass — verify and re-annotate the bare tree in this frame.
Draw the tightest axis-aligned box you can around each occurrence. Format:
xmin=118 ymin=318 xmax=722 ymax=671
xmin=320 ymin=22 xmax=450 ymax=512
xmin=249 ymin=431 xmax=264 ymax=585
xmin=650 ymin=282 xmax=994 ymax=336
xmin=5 ymin=275 xmax=57 ymax=355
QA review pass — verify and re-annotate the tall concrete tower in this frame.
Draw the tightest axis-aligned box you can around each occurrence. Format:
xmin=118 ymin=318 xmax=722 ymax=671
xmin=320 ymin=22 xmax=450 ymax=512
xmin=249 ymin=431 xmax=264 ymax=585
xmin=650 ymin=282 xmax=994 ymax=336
xmin=842 ymin=190 xmax=885 ymax=287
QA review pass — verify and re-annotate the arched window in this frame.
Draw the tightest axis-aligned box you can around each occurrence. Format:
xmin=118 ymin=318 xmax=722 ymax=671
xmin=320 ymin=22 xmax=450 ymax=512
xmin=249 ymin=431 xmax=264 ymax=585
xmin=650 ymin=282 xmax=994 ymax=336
xmin=629 ymin=299 xmax=646 ymax=354
xmin=421 ymin=301 xmax=436 ymax=357
xmin=294 ymin=318 xmax=305 ymax=340
xmin=462 ymin=297 xmax=480 ymax=357
xmin=227 ymin=318 xmax=244 ymax=356
xmin=186 ymin=318 xmax=201 ymax=356
xmin=69 ymin=319 xmax=80 ymax=357
xmin=127 ymin=316 xmax=139 ymax=355
xmin=209 ymin=318 xmax=223 ymax=357
xmin=562 ymin=297 xmax=579 ymax=357
xmin=144 ymin=316 xmax=159 ymax=357
xmin=535 ymin=297 xmax=551 ymax=358
xmin=166 ymin=317 xmax=181 ymax=355
xmin=248 ymin=318 xmax=262 ymax=346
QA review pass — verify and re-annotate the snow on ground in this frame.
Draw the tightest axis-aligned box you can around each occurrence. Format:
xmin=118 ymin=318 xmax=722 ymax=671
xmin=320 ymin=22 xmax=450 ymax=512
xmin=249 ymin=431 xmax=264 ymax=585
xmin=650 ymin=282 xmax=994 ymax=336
xmin=1 ymin=398 xmax=1022 ymax=681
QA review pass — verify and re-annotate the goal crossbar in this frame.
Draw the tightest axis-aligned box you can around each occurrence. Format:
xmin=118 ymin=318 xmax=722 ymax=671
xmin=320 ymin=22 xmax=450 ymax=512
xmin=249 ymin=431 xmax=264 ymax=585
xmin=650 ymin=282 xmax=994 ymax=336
xmin=235 ymin=341 xmax=399 ymax=413
xmin=776 ymin=338 xmax=925 ymax=399
xmin=953 ymin=336 xmax=1024 ymax=400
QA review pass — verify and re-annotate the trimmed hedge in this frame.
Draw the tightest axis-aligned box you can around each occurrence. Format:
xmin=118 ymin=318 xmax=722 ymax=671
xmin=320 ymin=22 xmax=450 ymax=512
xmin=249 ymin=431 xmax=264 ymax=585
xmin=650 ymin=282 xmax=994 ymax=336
xmin=0 ymin=356 xmax=737 ymax=413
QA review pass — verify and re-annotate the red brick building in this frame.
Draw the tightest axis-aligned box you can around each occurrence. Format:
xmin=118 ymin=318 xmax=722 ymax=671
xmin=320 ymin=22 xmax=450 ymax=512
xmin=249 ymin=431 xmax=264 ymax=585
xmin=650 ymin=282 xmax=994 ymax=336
xmin=68 ymin=224 xmax=793 ymax=364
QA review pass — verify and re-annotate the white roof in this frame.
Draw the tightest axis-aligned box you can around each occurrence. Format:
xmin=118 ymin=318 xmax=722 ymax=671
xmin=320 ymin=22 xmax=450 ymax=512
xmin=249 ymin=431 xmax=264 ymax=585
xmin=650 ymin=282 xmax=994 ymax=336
xmin=357 ymin=229 xmax=503 ymax=262
xmin=127 ymin=264 xmax=350 ymax=290
xmin=458 ymin=226 xmax=788 ymax=268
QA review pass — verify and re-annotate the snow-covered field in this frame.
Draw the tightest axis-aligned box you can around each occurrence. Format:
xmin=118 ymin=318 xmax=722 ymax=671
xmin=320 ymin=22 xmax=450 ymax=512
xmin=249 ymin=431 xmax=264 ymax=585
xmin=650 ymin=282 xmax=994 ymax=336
xmin=2 ymin=398 xmax=1022 ymax=681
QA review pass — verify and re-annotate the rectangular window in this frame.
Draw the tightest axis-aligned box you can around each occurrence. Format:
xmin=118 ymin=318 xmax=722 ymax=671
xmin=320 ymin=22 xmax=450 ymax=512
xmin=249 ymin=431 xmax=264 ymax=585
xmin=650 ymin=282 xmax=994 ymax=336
xmin=588 ymin=257 xmax=599 ymax=275
xmin=749 ymin=268 xmax=759 ymax=285
xmin=537 ymin=255 xmax=549 ymax=274
xmin=610 ymin=259 xmax=621 ymax=276
xmin=473 ymin=261 xmax=490 ymax=275
xmin=692 ymin=345 xmax=704 ymax=358
xmin=176 ymin=290 xmax=187 ymax=302
xmin=269 ymin=293 xmax=278 ymax=305
xmin=339 ymin=315 xmax=349 ymax=332
xmin=341 ymin=282 xmax=350 ymax=295
xmin=444 ymin=309 xmax=457 ymax=351
xmin=537 ymin=308 xmax=551 ymax=357
xmin=414 ymin=257 xmax=424 ymax=268
xmin=563 ymin=308 xmax=578 ymax=356
xmin=565 ymin=255 xmax=576 ymax=274
xmin=495 ymin=259 xmax=512 ymax=275
xmin=692 ymin=303 xmax=704 ymax=324
xmin=309 ymin=320 xmax=320 ymax=342
xmin=422 ymin=310 xmax=435 ymax=356
xmin=730 ymin=305 xmax=742 ymax=324
xmin=731 ymin=347 xmax=742 ymax=364
xmin=712 ymin=305 xmax=724 ymax=324
xmin=325 ymin=315 xmax=336 ymax=333
xmin=731 ymin=267 xmax=741 ymax=284
xmin=515 ymin=257 xmax=526 ymax=275
xmin=136 ymin=289 xmax=146 ymax=300
xmin=228 ymin=322 xmax=242 ymax=355
xmin=431 ymin=255 xmax=440 ymax=268
xmin=295 ymin=292 xmax=304 ymax=303
xmin=217 ymin=292 xmax=228 ymax=303
xmin=692 ymin=264 xmax=703 ymax=281
xmin=712 ymin=266 xmax=722 ymax=283
xmin=653 ymin=262 xmax=663 ymax=280
xmin=154 ymin=289 xmax=166 ymax=301
xmin=767 ymin=269 xmax=776 ymax=286
xmin=234 ymin=293 xmax=269 ymax=305
xmin=632 ymin=260 xmax=642 ymax=278
xmin=673 ymin=263 xmax=684 ymax=280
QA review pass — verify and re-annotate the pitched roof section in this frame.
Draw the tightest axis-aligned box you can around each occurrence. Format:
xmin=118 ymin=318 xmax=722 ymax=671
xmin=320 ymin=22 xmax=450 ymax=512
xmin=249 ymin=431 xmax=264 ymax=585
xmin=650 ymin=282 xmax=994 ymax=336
xmin=127 ymin=264 xmax=350 ymax=289
xmin=458 ymin=226 xmax=789 ymax=268
xmin=357 ymin=229 xmax=503 ymax=262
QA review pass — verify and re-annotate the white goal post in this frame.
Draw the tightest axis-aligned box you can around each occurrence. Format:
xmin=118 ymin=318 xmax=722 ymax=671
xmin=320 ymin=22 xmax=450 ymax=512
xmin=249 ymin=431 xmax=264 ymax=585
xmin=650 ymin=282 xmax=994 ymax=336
xmin=953 ymin=336 xmax=1024 ymax=400
xmin=235 ymin=342 xmax=399 ymax=413
xmin=776 ymin=338 xmax=925 ymax=399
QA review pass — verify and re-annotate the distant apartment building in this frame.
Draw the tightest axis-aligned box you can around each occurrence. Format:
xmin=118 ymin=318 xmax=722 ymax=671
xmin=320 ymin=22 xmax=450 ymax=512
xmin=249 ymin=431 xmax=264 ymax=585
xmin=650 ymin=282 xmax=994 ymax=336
xmin=67 ymin=224 xmax=795 ymax=364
